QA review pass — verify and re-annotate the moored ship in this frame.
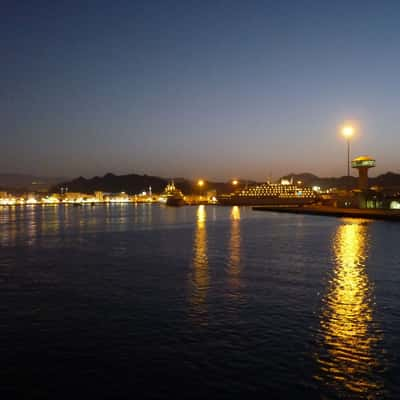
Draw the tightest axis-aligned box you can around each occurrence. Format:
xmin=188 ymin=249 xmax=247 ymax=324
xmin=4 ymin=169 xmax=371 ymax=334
xmin=159 ymin=181 xmax=186 ymax=206
xmin=217 ymin=179 xmax=318 ymax=206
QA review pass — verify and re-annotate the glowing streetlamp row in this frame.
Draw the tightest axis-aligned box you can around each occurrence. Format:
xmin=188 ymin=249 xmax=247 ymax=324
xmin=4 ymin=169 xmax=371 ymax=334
xmin=198 ymin=179 xmax=239 ymax=186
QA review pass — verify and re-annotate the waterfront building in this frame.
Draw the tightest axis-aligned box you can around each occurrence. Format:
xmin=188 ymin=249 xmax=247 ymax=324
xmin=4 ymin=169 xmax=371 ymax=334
xmin=351 ymin=156 xmax=377 ymax=209
xmin=94 ymin=191 xmax=104 ymax=201
xmin=62 ymin=192 xmax=88 ymax=202
xmin=352 ymin=156 xmax=376 ymax=191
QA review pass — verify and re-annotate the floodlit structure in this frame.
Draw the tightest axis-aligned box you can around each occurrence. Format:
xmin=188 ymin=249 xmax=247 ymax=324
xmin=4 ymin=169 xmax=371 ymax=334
xmin=352 ymin=156 xmax=376 ymax=191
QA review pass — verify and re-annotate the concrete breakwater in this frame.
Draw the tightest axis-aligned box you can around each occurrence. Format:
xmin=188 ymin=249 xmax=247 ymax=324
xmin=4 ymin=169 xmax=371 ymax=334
xmin=252 ymin=205 xmax=400 ymax=221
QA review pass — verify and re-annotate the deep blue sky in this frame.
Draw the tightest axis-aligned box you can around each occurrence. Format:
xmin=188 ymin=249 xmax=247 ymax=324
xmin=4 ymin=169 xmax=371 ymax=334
xmin=2 ymin=0 xmax=400 ymax=180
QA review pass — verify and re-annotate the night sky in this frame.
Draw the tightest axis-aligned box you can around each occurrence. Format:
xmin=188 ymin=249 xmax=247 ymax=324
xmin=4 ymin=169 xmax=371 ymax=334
xmin=2 ymin=0 xmax=400 ymax=180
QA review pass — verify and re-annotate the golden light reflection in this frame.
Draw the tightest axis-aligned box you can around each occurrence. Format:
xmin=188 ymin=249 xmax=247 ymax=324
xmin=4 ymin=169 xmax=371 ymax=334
xmin=231 ymin=205 xmax=240 ymax=221
xmin=145 ymin=202 xmax=152 ymax=225
xmin=315 ymin=220 xmax=384 ymax=397
xmin=190 ymin=205 xmax=209 ymax=323
xmin=40 ymin=204 xmax=61 ymax=237
xmin=228 ymin=206 xmax=241 ymax=293
xmin=0 ymin=206 xmax=17 ymax=246
xmin=26 ymin=207 xmax=38 ymax=247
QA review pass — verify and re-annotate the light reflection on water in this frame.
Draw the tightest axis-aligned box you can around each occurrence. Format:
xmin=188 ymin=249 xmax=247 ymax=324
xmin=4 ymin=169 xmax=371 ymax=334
xmin=228 ymin=206 xmax=241 ymax=295
xmin=132 ymin=203 xmax=153 ymax=226
xmin=190 ymin=205 xmax=209 ymax=324
xmin=0 ymin=204 xmax=397 ymax=398
xmin=315 ymin=219 xmax=385 ymax=398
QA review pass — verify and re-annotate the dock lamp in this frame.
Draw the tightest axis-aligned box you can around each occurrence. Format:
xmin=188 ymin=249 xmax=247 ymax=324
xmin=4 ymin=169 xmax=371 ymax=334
xmin=197 ymin=180 xmax=205 ymax=199
xmin=342 ymin=125 xmax=354 ymax=186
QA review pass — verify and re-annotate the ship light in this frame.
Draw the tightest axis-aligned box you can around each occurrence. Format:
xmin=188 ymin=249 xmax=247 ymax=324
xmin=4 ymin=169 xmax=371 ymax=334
xmin=390 ymin=201 xmax=400 ymax=209
xmin=26 ymin=198 xmax=38 ymax=204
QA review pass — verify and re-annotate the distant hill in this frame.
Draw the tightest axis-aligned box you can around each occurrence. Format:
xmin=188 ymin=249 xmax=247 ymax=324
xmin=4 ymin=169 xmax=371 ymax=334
xmin=53 ymin=173 xmax=169 ymax=194
xmin=372 ymin=172 xmax=400 ymax=187
xmin=52 ymin=173 xmax=245 ymax=195
xmin=280 ymin=172 xmax=400 ymax=189
xmin=280 ymin=173 xmax=357 ymax=189
xmin=49 ymin=170 xmax=400 ymax=195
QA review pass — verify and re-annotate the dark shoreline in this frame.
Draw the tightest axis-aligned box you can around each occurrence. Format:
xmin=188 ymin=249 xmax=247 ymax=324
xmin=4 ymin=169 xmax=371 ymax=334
xmin=252 ymin=205 xmax=400 ymax=221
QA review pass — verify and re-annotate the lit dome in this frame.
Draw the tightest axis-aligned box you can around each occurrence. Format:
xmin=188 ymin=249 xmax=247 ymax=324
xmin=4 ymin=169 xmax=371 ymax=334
xmin=352 ymin=155 xmax=376 ymax=168
xmin=352 ymin=155 xmax=375 ymax=162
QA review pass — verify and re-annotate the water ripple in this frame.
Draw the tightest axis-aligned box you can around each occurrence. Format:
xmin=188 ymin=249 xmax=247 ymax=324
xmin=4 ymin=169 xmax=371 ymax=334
xmin=314 ymin=220 xmax=386 ymax=399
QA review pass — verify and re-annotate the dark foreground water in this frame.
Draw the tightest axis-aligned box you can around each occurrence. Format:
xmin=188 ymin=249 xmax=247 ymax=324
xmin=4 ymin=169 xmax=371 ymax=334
xmin=1 ymin=204 xmax=400 ymax=399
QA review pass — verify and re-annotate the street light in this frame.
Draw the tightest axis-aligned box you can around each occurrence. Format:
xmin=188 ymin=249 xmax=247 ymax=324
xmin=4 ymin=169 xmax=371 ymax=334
xmin=197 ymin=179 xmax=205 ymax=200
xmin=232 ymin=179 xmax=238 ymax=186
xmin=341 ymin=125 xmax=354 ymax=184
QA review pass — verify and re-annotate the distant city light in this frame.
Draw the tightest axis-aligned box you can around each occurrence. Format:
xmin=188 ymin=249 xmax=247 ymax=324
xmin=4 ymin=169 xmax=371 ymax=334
xmin=232 ymin=180 xmax=238 ymax=185
xmin=198 ymin=179 xmax=204 ymax=187
xmin=26 ymin=198 xmax=38 ymax=204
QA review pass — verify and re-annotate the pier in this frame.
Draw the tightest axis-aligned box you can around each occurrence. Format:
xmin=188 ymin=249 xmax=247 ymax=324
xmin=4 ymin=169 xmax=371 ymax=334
xmin=252 ymin=205 xmax=400 ymax=222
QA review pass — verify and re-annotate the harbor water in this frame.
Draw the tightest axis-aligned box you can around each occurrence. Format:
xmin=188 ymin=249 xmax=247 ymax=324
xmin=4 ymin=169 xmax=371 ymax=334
xmin=0 ymin=204 xmax=399 ymax=398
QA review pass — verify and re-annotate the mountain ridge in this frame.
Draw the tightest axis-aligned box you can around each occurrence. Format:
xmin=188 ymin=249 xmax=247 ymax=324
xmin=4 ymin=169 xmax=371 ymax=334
xmin=49 ymin=171 xmax=400 ymax=194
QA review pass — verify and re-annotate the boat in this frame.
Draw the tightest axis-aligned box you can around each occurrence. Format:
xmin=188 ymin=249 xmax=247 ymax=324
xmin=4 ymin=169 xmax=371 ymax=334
xmin=159 ymin=181 xmax=186 ymax=207
xmin=166 ymin=193 xmax=186 ymax=207
xmin=217 ymin=179 xmax=318 ymax=206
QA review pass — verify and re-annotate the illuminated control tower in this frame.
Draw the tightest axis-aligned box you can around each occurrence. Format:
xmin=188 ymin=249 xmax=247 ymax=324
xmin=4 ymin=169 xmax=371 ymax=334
xmin=351 ymin=156 xmax=376 ymax=191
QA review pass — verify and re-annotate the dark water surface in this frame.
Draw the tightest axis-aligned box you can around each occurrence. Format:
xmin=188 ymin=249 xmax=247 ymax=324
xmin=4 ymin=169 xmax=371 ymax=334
xmin=1 ymin=204 xmax=400 ymax=399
